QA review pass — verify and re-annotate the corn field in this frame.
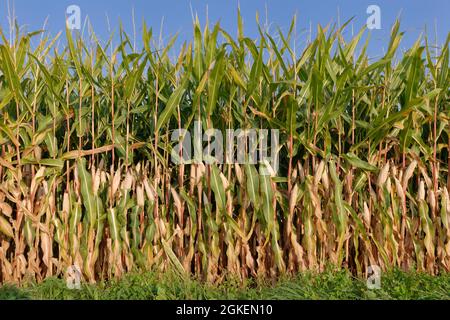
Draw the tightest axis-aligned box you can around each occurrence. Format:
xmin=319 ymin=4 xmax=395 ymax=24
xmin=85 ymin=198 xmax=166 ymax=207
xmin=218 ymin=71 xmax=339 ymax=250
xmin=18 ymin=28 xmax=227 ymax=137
xmin=0 ymin=15 xmax=449 ymax=284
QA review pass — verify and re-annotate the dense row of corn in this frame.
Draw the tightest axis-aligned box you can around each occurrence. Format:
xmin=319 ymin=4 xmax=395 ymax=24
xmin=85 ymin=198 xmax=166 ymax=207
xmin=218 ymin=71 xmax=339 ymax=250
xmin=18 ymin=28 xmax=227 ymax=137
xmin=0 ymin=15 xmax=449 ymax=283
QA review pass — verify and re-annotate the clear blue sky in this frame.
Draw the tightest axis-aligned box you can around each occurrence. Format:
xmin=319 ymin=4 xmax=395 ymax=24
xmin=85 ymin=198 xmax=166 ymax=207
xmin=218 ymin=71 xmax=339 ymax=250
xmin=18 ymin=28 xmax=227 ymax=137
xmin=1 ymin=0 xmax=449 ymax=58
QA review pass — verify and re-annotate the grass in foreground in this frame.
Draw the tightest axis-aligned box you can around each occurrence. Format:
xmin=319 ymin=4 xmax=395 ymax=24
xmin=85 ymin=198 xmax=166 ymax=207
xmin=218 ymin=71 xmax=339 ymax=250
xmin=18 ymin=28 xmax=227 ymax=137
xmin=0 ymin=269 xmax=449 ymax=300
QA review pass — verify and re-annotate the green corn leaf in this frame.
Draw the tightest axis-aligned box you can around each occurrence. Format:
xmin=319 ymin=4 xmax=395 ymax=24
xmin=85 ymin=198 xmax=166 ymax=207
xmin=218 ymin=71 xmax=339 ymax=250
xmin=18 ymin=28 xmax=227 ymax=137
xmin=156 ymin=76 xmax=189 ymax=132
xmin=245 ymin=164 xmax=259 ymax=207
xmin=259 ymin=165 xmax=274 ymax=229
xmin=45 ymin=132 xmax=58 ymax=158
xmin=0 ymin=45 xmax=32 ymax=113
xmin=107 ymin=208 xmax=120 ymax=241
xmin=343 ymin=152 xmax=378 ymax=172
xmin=162 ymin=239 xmax=186 ymax=275
xmin=210 ymin=164 xmax=226 ymax=212
xmin=77 ymin=158 xmax=96 ymax=226
xmin=206 ymin=50 xmax=226 ymax=116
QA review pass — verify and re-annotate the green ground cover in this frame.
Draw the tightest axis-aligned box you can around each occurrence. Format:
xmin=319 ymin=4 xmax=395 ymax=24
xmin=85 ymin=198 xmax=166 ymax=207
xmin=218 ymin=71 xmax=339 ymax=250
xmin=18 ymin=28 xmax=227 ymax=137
xmin=0 ymin=269 xmax=449 ymax=300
